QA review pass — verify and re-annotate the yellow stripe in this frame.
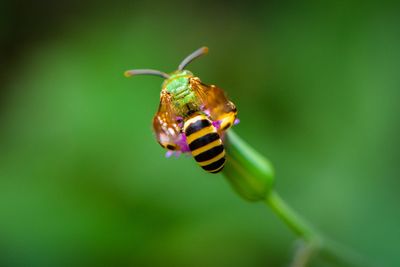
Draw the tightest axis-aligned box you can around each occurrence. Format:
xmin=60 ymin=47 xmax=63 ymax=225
xmin=191 ymin=139 xmax=222 ymax=156
xmin=197 ymin=150 xmax=225 ymax=166
xmin=207 ymin=164 xmax=225 ymax=173
xmin=219 ymin=112 xmax=236 ymax=130
xmin=186 ymin=126 xmax=215 ymax=144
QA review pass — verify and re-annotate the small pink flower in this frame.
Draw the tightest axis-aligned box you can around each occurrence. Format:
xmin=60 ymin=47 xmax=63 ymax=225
xmin=212 ymin=120 xmax=222 ymax=129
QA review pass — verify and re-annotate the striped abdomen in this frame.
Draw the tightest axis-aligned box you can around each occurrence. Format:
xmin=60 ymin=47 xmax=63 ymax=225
xmin=184 ymin=114 xmax=225 ymax=173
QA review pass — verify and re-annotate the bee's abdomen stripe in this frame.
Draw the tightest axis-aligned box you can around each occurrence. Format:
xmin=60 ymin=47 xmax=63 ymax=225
xmin=185 ymin=119 xmax=211 ymax=136
xmin=194 ymin=145 xmax=224 ymax=162
xmin=201 ymin=157 xmax=226 ymax=171
xmin=189 ymin=133 xmax=220 ymax=151
xmin=210 ymin=166 xmax=224 ymax=173
xmin=221 ymin=122 xmax=232 ymax=131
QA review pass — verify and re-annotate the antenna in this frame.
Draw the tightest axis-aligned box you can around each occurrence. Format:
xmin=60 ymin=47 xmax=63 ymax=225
xmin=178 ymin=46 xmax=209 ymax=70
xmin=124 ymin=69 xmax=170 ymax=79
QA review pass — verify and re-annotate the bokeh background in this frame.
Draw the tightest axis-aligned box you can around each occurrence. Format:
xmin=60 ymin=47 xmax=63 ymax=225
xmin=1 ymin=1 xmax=399 ymax=266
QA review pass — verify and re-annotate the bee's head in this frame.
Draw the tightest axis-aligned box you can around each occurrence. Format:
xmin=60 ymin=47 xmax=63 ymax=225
xmin=124 ymin=47 xmax=208 ymax=81
xmin=161 ymin=69 xmax=194 ymax=91
xmin=167 ymin=69 xmax=194 ymax=80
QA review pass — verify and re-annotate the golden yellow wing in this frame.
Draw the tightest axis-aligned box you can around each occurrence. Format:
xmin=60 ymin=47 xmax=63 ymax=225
xmin=153 ymin=90 xmax=183 ymax=151
xmin=190 ymin=77 xmax=237 ymax=131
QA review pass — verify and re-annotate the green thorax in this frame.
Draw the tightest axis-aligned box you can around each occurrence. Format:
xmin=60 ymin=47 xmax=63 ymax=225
xmin=162 ymin=70 xmax=200 ymax=117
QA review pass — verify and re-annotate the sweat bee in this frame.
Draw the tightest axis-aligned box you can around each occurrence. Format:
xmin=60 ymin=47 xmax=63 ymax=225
xmin=125 ymin=47 xmax=237 ymax=173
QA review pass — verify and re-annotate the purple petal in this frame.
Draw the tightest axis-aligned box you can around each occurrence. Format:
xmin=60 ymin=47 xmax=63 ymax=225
xmin=212 ymin=120 xmax=222 ymax=129
xmin=177 ymin=133 xmax=191 ymax=153
xmin=165 ymin=151 xmax=174 ymax=158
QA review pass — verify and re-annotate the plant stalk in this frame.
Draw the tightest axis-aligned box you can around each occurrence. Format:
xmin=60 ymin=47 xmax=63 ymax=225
xmin=265 ymin=191 xmax=370 ymax=267
xmin=265 ymin=191 xmax=319 ymax=243
xmin=223 ymin=130 xmax=371 ymax=266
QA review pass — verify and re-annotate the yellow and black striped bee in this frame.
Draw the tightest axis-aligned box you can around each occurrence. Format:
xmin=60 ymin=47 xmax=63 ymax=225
xmin=183 ymin=113 xmax=226 ymax=173
xmin=125 ymin=47 xmax=237 ymax=173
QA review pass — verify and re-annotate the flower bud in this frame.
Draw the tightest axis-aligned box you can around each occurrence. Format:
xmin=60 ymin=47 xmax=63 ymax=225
xmin=222 ymin=130 xmax=275 ymax=201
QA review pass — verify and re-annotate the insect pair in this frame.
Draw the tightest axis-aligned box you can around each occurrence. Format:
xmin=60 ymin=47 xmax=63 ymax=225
xmin=125 ymin=47 xmax=237 ymax=173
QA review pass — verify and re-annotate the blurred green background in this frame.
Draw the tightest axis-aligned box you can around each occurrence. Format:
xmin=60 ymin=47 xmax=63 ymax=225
xmin=1 ymin=1 xmax=399 ymax=266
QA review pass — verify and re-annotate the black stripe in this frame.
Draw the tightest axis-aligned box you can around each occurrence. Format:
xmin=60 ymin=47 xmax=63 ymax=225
xmin=194 ymin=145 xmax=224 ymax=162
xmin=189 ymin=133 xmax=220 ymax=151
xmin=202 ymin=157 xmax=226 ymax=171
xmin=221 ymin=122 xmax=231 ymax=130
xmin=166 ymin=144 xmax=176 ymax=150
xmin=210 ymin=165 xmax=224 ymax=173
xmin=185 ymin=119 xmax=211 ymax=136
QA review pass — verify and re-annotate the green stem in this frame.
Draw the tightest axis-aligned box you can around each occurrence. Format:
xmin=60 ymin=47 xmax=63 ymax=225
xmin=265 ymin=191 xmax=319 ymax=243
xmin=265 ymin=191 xmax=369 ymax=267
xmin=222 ymin=130 xmax=371 ymax=267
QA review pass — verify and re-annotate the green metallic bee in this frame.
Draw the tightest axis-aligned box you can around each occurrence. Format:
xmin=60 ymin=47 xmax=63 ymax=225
xmin=125 ymin=47 xmax=237 ymax=173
